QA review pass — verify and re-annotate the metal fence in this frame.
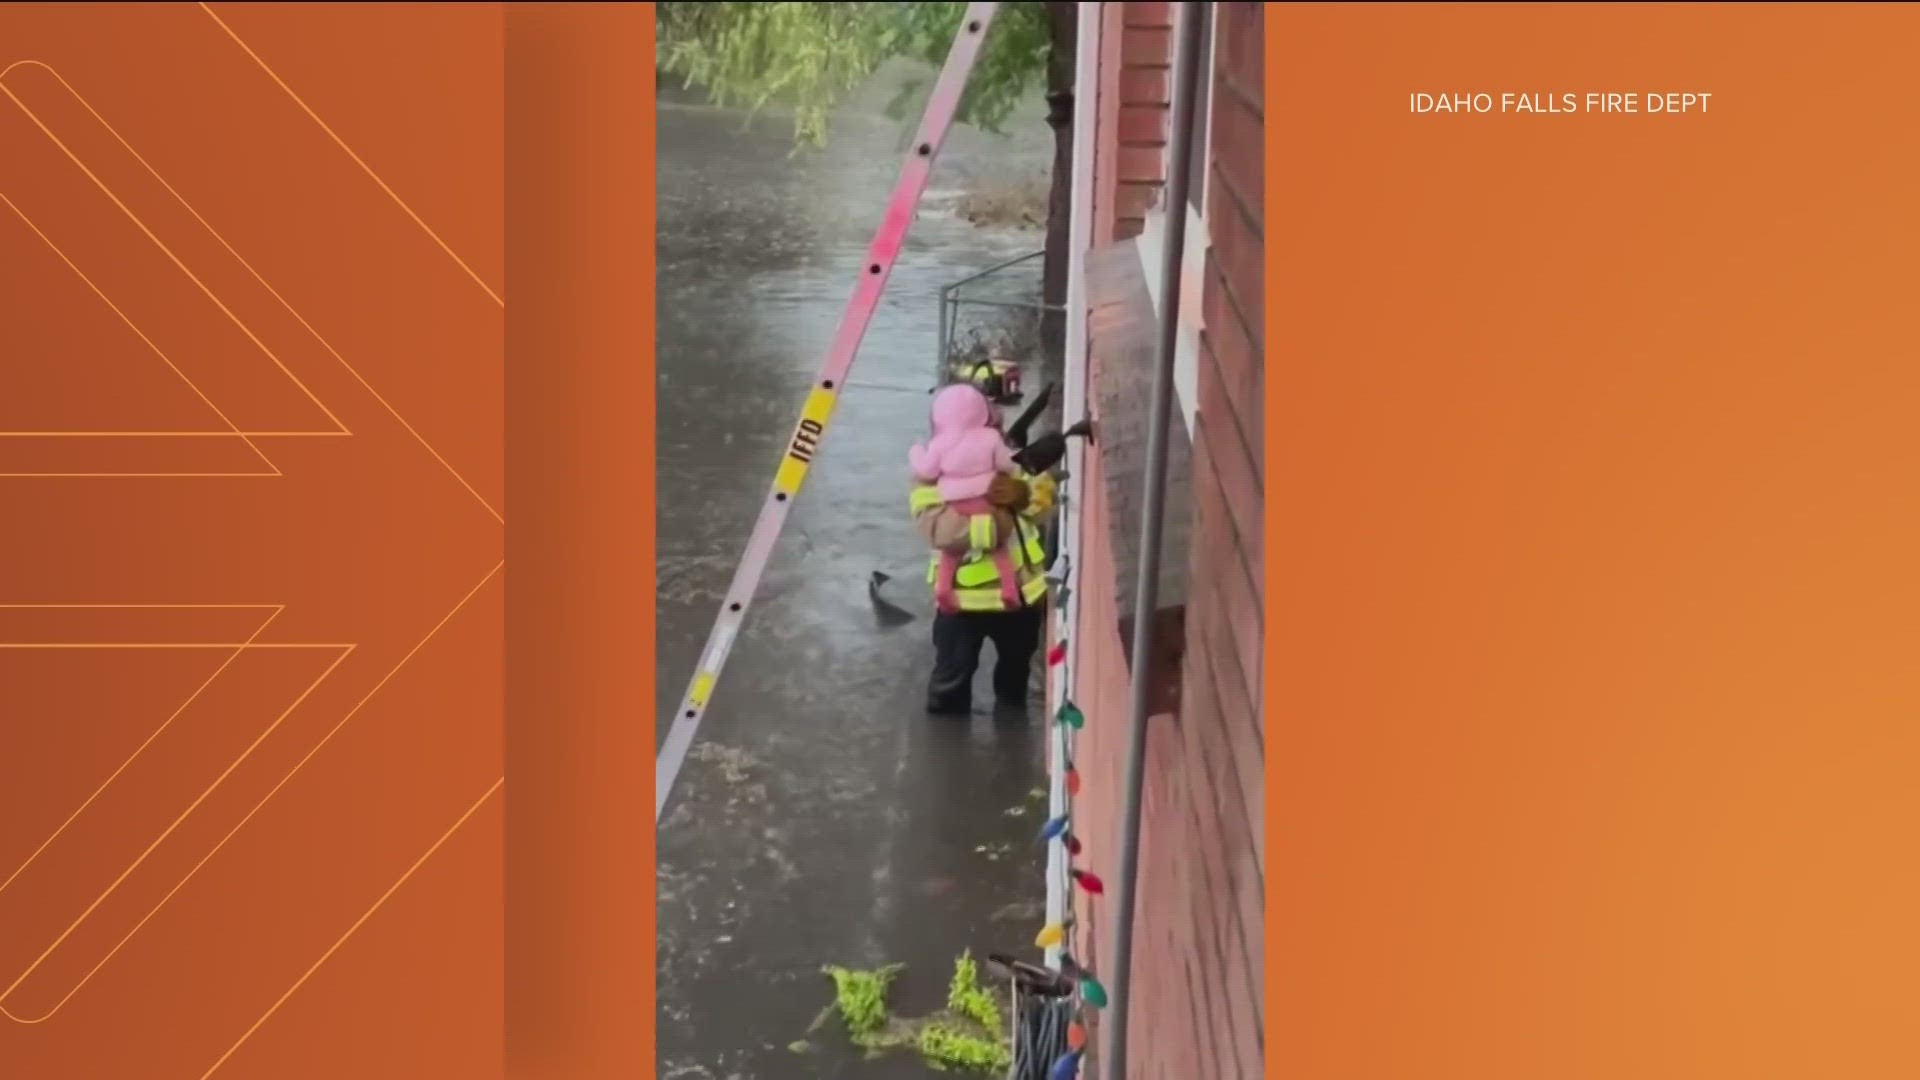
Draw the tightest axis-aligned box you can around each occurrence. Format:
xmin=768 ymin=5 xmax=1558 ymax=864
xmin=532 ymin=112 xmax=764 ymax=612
xmin=936 ymin=250 xmax=1063 ymax=384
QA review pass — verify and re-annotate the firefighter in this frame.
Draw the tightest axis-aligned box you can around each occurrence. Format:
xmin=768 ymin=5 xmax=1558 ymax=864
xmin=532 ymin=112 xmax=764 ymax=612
xmin=910 ymin=456 xmax=1055 ymax=716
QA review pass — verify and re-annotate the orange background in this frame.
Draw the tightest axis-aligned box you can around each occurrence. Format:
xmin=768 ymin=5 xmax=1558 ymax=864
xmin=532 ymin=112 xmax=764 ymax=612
xmin=0 ymin=3 xmax=502 ymax=1078
xmin=1268 ymin=5 xmax=1920 ymax=1079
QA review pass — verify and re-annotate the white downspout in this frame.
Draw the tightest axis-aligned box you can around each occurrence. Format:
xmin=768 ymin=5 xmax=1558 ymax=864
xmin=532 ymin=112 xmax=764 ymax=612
xmin=1045 ymin=0 xmax=1101 ymax=970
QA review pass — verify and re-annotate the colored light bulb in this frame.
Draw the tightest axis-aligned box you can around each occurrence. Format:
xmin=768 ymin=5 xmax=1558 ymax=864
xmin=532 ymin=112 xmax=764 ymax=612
xmin=1047 ymin=642 xmax=1067 ymax=667
xmin=1072 ymin=869 xmax=1104 ymax=895
xmin=1049 ymin=1049 xmax=1083 ymax=1080
xmin=1035 ymin=923 xmax=1065 ymax=949
xmin=1065 ymin=768 xmax=1081 ymax=796
xmin=1067 ymin=1021 xmax=1087 ymax=1051
xmin=1066 ymin=834 xmax=1082 ymax=856
xmin=1055 ymin=702 xmax=1085 ymax=729
xmin=1039 ymin=815 xmax=1069 ymax=843
xmin=1080 ymin=973 xmax=1108 ymax=1008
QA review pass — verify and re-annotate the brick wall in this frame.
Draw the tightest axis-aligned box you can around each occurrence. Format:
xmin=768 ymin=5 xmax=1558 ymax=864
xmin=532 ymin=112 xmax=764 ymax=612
xmin=1114 ymin=3 xmax=1172 ymax=238
xmin=1062 ymin=430 xmax=1131 ymax=1052
xmin=1173 ymin=0 xmax=1266 ymax=1073
xmin=1090 ymin=1 xmax=1172 ymax=244
xmin=1066 ymin=4 xmax=1265 ymax=1077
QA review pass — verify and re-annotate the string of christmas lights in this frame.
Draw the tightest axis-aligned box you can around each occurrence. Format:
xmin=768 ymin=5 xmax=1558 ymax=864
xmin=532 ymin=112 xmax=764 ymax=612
xmin=1031 ymin=477 xmax=1103 ymax=1080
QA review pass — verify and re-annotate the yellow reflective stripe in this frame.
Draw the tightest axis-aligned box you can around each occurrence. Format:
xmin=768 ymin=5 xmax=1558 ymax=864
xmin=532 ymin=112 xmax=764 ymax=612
xmin=1017 ymin=523 xmax=1045 ymax=564
xmin=931 ymin=557 xmax=1002 ymax=588
xmin=1022 ymin=574 xmax=1050 ymax=604
xmin=775 ymin=386 xmax=837 ymax=495
xmin=689 ymin=672 xmax=716 ymax=707
xmin=958 ymin=560 xmax=1000 ymax=587
xmin=968 ymin=514 xmax=996 ymax=549
xmin=948 ymin=572 xmax=1050 ymax=612
xmin=951 ymin=589 xmax=1006 ymax=612
xmin=932 ymin=553 xmax=1042 ymax=588
xmin=910 ymin=485 xmax=943 ymax=514
xmin=1001 ymin=521 xmax=1044 ymax=567
xmin=926 ymin=529 xmax=1046 ymax=585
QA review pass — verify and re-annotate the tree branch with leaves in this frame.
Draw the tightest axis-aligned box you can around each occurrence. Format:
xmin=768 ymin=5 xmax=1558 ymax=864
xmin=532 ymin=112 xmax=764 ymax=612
xmin=657 ymin=1 xmax=1076 ymax=359
xmin=657 ymin=2 xmax=1054 ymax=145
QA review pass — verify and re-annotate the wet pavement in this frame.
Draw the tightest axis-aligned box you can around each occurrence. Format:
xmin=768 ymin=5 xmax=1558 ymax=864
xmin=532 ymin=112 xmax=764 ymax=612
xmin=655 ymin=71 xmax=1057 ymax=1079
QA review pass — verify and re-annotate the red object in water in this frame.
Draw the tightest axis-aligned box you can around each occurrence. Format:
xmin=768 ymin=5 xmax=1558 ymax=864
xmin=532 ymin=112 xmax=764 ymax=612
xmin=1072 ymin=869 xmax=1105 ymax=895
xmin=1047 ymin=641 xmax=1067 ymax=666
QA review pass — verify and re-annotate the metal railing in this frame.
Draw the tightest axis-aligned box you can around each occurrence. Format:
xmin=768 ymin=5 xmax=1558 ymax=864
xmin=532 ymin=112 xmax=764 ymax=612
xmin=937 ymin=249 xmax=1063 ymax=378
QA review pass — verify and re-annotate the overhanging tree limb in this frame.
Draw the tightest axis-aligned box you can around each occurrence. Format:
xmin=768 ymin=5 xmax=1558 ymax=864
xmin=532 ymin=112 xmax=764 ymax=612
xmin=656 ymin=1 xmax=1074 ymax=359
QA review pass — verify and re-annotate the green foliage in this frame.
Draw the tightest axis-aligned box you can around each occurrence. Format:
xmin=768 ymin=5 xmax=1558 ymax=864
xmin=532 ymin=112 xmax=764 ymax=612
xmin=920 ymin=1021 xmax=1014 ymax=1072
xmin=823 ymin=963 xmax=903 ymax=1042
xmin=657 ymin=2 xmax=1055 ymax=147
xmin=947 ymin=951 xmax=1003 ymax=1039
xmin=817 ymin=956 xmax=1012 ymax=1073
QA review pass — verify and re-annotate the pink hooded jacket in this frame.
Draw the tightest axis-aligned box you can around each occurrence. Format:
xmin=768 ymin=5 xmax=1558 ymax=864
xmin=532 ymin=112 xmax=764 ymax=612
xmin=910 ymin=384 xmax=1018 ymax=503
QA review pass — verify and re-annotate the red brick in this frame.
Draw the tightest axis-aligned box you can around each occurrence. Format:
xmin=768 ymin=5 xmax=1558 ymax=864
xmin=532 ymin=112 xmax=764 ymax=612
xmin=1191 ymin=439 xmax=1260 ymax=620
xmin=1152 ymin=746 xmax=1205 ymax=1079
xmin=1121 ymin=26 xmax=1171 ymax=67
xmin=1179 ymin=630 xmax=1218 ymax=737
xmin=1236 ymin=851 xmax=1265 ymax=1018
xmin=1179 ymin=725 xmax=1262 ymax=1077
xmin=1116 ymin=144 xmax=1165 ymax=184
xmin=1199 ymin=340 xmax=1261 ymax=488
xmin=1118 ymin=103 xmax=1168 ymax=146
xmin=1123 ymin=1 xmax=1174 ymax=29
xmin=1122 ymin=179 xmax=1164 ymax=214
xmin=1214 ymin=926 xmax=1264 ymax=1074
xmin=1175 ymin=671 xmax=1262 ymax=1040
xmin=1199 ymin=570 xmax=1262 ymax=770
xmin=1220 ymin=961 xmax=1264 ymax=1076
xmin=1177 ymin=756 xmax=1251 ymax=1067
xmin=1215 ymin=2 xmax=1264 ymax=106
xmin=1201 ymin=254 xmax=1263 ymax=473
xmin=1209 ymin=189 xmax=1264 ymax=341
xmin=1175 ymin=841 xmax=1227 ymax=1076
xmin=1194 ymin=379 xmax=1264 ymax=590
xmin=1194 ymin=594 xmax=1264 ymax=880
xmin=1119 ymin=66 xmax=1169 ymax=106
xmin=1191 ymin=592 xmax=1264 ymax=845
xmin=1181 ymin=957 xmax=1221 ymax=1078
xmin=1192 ymin=470 xmax=1262 ymax=702
xmin=1208 ymin=94 xmax=1264 ymax=231
xmin=1187 ymin=635 xmax=1255 ymax=868
xmin=1131 ymin=720 xmax=1188 ymax=1076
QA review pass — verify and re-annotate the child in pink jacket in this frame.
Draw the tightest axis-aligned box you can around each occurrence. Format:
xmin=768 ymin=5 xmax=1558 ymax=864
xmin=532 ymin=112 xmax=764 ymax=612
xmin=910 ymin=383 xmax=1024 ymax=612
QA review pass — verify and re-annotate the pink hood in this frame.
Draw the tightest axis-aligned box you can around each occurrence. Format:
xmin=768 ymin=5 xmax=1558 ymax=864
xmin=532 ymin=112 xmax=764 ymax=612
xmin=909 ymin=384 xmax=1017 ymax=503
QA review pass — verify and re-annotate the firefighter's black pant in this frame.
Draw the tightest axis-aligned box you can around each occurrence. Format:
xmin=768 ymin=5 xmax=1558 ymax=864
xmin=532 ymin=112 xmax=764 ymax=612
xmin=927 ymin=603 xmax=1044 ymax=714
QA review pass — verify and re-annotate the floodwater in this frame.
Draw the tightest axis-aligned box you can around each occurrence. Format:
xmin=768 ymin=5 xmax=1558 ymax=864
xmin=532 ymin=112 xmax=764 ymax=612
xmin=655 ymin=70 xmax=1056 ymax=1079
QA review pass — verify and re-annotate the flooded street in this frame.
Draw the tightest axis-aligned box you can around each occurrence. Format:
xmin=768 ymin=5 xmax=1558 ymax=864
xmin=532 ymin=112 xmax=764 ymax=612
xmin=655 ymin=72 xmax=1057 ymax=1078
